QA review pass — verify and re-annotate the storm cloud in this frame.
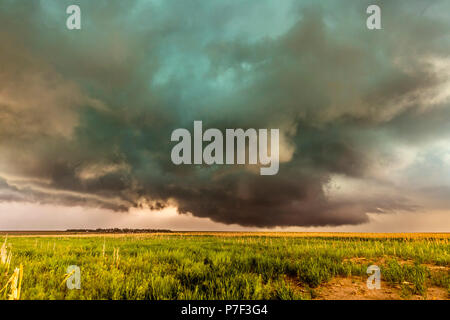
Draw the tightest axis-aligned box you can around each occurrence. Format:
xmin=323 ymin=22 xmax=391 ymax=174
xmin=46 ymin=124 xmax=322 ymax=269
xmin=0 ymin=0 xmax=449 ymax=227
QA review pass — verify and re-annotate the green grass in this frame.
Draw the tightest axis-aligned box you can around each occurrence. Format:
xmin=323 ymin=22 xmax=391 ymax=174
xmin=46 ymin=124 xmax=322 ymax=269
xmin=0 ymin=234 xmax=448 ymax=300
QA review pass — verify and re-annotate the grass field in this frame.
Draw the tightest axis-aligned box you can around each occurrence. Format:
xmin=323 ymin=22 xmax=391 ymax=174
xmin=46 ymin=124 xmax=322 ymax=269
xmin=0 ymin=232 xmax=448 ymax=300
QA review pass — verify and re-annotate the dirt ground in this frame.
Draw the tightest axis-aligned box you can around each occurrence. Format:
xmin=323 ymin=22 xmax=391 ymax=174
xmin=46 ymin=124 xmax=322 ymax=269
xmin=313 ymin=276 xmax=448 ymax=300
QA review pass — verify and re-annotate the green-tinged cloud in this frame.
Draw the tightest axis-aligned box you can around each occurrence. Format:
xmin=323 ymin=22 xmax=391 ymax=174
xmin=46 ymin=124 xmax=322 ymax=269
xmin=0 ymin=0 xmax=449 ymax=227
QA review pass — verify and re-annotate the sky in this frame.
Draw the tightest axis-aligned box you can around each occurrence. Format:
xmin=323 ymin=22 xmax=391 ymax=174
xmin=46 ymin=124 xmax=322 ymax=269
xmin=0 ymin=0 xmax=450 ymax=231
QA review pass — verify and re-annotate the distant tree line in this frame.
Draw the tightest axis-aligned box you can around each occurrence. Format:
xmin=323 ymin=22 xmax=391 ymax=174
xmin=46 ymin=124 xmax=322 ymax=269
xmin=66 ymin=228 xmax=172 ymax=233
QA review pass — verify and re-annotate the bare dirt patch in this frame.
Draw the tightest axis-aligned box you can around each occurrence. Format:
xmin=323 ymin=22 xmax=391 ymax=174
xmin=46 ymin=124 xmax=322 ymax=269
xmin=313 ymin=276 xmax=448 ymax=300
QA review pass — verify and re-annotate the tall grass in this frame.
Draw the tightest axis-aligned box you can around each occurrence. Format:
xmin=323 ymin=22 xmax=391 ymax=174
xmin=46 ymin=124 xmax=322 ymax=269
xmin=0 ymin=234 xmax=448 ymax=300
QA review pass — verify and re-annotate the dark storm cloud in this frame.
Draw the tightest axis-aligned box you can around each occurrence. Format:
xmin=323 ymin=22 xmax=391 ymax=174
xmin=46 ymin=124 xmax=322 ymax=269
xmin=0 ymin=0 xmax=449 ymax=227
